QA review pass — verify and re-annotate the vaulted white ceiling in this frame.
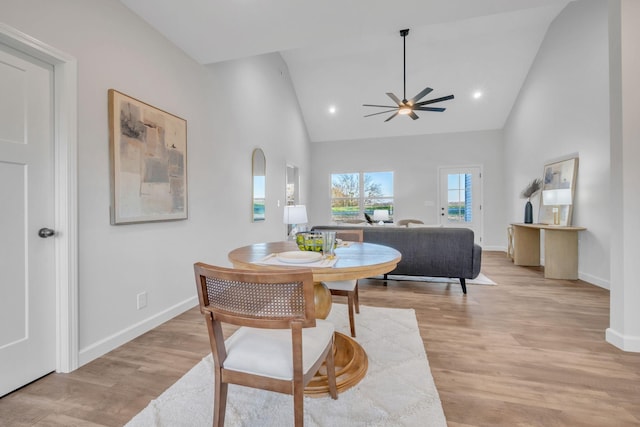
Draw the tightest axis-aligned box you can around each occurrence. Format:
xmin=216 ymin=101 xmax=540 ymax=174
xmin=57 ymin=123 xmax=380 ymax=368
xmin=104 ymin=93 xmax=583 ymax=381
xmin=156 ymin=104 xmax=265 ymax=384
xmin=120 ymin=0 xmax=573 ymax=142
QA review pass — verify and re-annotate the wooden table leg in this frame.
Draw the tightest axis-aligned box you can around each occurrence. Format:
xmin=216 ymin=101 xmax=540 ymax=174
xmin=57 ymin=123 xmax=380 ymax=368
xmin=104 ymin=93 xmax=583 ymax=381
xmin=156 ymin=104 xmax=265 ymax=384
xmin=306 ymin=283 xmax=369 ymax=396
xmin=513 ymin=225 xmax=541 ymax=266
xmin=305 ymin=332 xmax=369 ymax=396
xmin=313 ymin=281 xmax=333 ymax=319
xmin=544 ymin=229 xmax=580 ymax=279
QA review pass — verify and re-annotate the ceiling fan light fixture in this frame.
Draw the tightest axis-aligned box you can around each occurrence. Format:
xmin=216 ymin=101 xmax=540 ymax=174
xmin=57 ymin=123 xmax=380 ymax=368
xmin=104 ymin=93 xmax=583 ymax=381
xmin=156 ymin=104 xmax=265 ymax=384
xmin=363 ymin=28 xmax=454 ymax=122
xmin=398 ymin=106 xmax=412 ymax=115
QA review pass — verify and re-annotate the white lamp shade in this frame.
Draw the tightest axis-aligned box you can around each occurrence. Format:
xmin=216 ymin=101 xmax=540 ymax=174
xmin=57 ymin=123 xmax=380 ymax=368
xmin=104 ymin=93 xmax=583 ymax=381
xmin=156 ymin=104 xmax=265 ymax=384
xmin=373 ymin=209 xmax=390 ymax=221
xmin=283 ymin=205 xmax=308 ymax=224
xmin=542 ymin=189 xmax=572 ymax=205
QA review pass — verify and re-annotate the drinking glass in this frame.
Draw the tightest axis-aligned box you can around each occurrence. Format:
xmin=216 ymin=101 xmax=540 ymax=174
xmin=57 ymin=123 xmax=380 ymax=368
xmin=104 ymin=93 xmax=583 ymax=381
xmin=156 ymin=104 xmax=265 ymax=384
xmin=322 ymin=231 xmax=336 ymax=259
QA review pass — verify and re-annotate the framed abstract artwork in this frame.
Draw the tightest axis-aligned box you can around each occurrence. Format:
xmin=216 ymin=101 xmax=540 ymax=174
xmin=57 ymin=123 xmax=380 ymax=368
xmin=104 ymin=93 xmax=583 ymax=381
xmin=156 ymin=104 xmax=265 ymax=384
xmin=538 ymin=156 xmax=578 ymax=226
xmin=108 ymin=89 xmax=187 ymax=224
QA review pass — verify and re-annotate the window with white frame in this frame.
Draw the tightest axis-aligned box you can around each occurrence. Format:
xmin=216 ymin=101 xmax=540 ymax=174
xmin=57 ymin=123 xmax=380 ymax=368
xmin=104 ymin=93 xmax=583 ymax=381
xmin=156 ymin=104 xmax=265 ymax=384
xmin=330 ymin=171 xmax=394 ymax=222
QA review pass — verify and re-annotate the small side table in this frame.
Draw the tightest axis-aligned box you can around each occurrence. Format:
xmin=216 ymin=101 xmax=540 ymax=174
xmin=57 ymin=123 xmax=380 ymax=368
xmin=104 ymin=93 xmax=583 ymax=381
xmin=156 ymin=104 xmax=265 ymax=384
xmin=511 ymin=223 xmax=587 ymax=280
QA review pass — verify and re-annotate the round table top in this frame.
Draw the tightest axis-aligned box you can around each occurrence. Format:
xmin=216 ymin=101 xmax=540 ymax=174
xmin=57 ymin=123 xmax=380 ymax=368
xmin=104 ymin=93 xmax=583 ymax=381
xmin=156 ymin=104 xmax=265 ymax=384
xmin=227 ymin=241 xmax=402 ymax=282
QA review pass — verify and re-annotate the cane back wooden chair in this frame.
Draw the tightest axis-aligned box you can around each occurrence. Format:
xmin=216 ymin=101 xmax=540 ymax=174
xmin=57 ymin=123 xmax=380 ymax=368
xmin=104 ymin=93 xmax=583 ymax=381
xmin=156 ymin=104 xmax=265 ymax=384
xmin=321 ymin=229 xmax=363 ymax=337
xmin=194 ymin=263 xmax=338 ymax=427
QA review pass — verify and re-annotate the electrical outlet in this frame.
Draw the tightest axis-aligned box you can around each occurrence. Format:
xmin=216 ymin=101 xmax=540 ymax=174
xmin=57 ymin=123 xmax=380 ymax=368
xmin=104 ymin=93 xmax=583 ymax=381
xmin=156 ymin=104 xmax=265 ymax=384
xmin=137 ymin=292 xmax=147 ymax=310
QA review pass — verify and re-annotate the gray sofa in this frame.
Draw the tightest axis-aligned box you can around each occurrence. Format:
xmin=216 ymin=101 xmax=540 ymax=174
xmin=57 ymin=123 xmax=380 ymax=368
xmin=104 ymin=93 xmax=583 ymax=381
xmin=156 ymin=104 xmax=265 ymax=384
xmin=312 ymin=226 xmax=482 ymax=294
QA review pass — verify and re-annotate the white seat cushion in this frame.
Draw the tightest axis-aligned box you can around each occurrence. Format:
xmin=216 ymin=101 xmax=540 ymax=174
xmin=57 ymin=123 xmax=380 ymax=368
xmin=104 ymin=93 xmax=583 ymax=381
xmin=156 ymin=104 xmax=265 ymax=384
xmin=322 ymin=280 xmax=357 ymax=292
xmin=223 ymin=319 xmax=334 ymax=380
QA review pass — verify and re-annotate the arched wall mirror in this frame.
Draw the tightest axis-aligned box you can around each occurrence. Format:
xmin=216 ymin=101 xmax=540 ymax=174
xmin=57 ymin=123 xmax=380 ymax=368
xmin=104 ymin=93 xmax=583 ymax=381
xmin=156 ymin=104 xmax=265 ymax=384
xmin=252 ymin=148 xmax=266 ymax=222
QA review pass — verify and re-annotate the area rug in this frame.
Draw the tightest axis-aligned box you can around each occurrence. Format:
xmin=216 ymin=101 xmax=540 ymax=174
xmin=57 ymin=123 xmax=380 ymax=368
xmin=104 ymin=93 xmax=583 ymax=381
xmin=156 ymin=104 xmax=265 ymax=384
xmin=371 ymin=272 xmax=496 ymax=286
xmin=125 ymin=304 xmax=447 ymax=427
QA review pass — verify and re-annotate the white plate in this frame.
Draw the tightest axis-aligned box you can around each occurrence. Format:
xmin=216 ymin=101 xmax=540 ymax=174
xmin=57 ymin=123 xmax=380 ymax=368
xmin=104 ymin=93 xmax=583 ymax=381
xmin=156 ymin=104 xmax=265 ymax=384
xmin=277 ymin=251 xmax=323 ymax=264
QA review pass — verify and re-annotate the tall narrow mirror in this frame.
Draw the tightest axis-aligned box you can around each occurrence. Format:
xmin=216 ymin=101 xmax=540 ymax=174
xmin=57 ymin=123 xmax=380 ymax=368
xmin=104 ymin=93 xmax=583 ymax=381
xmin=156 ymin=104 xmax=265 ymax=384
xmin=252 ymin=148 xmax=266 ymax=222
xmin=286 ymin=164 xmax=299 ymax=205
xmin=285 ymin=164 xmax=300 ymax=234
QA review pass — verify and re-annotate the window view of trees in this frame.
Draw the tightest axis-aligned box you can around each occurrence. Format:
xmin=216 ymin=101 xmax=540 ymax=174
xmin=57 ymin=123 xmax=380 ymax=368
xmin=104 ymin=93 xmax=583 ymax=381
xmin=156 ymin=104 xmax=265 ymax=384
xmin=447 ymin=173 xmax=472 ymax=222
xmin=331 ymin=171 xmax=394 ymax=221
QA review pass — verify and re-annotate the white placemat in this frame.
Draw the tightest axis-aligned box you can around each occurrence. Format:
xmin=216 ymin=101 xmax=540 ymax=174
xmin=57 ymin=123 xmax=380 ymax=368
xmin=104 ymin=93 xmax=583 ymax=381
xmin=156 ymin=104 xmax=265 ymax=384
xmin=254 ymin=253 xmax=338 ymax=268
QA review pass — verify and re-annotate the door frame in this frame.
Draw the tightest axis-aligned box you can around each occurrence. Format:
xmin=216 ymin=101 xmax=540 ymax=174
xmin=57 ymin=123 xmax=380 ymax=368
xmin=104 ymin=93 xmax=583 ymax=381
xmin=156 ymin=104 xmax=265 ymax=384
xmin=0 ymin=24 xmax=79 ymax=373
xmin=437 ymin=164 xmax=484 ymax=244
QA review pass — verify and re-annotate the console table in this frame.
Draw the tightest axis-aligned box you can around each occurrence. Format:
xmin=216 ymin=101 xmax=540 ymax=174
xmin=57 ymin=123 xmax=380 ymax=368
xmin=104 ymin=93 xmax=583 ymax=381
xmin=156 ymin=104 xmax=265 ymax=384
xmin=511 ymin=223 xmax=586 ymax=280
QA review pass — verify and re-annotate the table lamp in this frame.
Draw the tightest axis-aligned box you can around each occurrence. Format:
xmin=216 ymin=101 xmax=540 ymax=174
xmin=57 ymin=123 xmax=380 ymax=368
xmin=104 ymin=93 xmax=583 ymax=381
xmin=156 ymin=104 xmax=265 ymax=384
xmin=373 ymin=209 xmax=390 ymax=224
xmin=542 ymin=189 xmax=572 ymax=225
xmin=283 ymin=205 xmax=308 ymax=238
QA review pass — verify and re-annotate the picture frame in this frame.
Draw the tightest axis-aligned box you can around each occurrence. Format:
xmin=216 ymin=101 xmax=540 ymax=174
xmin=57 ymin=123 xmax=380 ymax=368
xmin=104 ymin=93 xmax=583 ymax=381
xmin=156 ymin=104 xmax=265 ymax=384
xmin=538 ymin=157 xmax=578 ymax=226
xmin=108 ymin=89 xmax=187 ymax=224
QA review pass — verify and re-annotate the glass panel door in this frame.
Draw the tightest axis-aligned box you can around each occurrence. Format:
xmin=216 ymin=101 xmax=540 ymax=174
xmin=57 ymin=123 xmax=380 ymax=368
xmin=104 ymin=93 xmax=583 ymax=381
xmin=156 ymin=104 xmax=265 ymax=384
xmin=439 ymin=166 xmax=482 ymax=244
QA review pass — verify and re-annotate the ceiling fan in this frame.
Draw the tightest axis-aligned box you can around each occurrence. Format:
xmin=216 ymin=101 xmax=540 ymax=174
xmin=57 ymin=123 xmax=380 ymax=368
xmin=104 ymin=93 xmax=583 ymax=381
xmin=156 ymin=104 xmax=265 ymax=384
xmin=363 ymin=29 xmax=454 ymax=122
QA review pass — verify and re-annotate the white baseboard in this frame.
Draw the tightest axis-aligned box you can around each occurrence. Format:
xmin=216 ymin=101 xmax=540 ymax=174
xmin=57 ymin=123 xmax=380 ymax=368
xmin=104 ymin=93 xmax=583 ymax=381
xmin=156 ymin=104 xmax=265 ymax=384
xmin=578 ymin=271 xmax=609 ymax=289
xmin=78 ymin=296 xmax=198 ymax=367
xmin=482 ymin=245 xmax=505 ymax=251
xmin=606 ymin=328 xmax=640 ymax=352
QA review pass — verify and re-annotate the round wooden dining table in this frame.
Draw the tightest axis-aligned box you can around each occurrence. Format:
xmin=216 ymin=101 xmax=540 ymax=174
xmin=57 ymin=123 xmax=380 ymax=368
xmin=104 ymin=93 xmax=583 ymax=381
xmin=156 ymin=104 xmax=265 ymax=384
xmin=228 ymin=240 xmax=401 ymax=395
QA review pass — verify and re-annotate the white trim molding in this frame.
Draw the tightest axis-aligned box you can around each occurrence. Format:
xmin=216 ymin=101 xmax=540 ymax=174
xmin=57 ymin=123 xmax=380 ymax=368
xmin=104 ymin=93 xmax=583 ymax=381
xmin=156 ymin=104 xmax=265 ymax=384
xmin=606 ymin=328 xmax=640 ymax=353
xmin=0 ymin=24 xmax=79 ymax=373
xmin=79 ymin=298 xmax=198 ymax=366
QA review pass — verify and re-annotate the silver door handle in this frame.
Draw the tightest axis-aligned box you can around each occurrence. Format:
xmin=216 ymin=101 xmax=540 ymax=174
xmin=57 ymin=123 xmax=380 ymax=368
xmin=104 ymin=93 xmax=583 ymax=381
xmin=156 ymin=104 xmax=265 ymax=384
xmin=38 ymin=228 xmax=55 ymax=238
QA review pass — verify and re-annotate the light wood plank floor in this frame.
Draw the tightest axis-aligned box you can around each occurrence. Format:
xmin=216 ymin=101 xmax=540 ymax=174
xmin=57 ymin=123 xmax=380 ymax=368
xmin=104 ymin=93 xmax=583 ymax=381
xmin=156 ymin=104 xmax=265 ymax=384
xmin=1 ymin=251 xmax=639 ymax=426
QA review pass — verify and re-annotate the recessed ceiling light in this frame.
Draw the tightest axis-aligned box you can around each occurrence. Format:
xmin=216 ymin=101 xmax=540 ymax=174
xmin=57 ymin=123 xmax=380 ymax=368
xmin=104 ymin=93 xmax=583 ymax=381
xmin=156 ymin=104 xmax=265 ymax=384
xmin=328 ymin=105 xmax=337 ymax=114
xmin=473 ymin=91 xmax=483 ymax=99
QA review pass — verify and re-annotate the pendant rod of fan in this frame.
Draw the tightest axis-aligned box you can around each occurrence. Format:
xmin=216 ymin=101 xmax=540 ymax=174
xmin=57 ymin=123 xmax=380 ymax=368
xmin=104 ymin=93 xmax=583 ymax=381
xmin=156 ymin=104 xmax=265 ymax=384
xmin=401 ymin=28 xmax=409 ymax=102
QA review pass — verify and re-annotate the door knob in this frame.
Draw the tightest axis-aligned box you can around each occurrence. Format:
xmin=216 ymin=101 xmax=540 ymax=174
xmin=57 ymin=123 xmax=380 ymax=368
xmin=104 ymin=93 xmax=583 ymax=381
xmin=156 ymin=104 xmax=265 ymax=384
xmin=38 ymin=228 xmax=55 ymax=238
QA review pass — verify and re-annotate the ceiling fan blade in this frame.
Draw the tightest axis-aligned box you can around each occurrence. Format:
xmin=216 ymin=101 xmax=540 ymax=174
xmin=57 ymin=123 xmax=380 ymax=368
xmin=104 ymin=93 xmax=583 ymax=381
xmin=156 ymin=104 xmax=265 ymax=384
xmin=409 ymin=87 xmax=433 ymax=104
xmin=415 ymin=94 xmax=455 ymax=106
xmin=363 ymin=104 xmax=398 ymax=109
xmin=408 ymin=111 xmax=420 ymax=120
xmin=384 ymin=111 xmax=399 ymax=122
xmin=386 ymin=92 xmax=403 ymax=106
xmin=414 ymin=107 xmax=446 ymax=112
xmin=364 ymin=109 xmax=398 ymax=118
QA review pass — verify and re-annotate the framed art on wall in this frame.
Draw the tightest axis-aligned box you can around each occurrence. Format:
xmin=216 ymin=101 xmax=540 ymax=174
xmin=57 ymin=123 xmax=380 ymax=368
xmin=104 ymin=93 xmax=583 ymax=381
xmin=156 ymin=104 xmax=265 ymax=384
xmin=108 ymin=89 xmax=187 ymax=224
xmin=538 ymin=156 xmax=578 ymax=226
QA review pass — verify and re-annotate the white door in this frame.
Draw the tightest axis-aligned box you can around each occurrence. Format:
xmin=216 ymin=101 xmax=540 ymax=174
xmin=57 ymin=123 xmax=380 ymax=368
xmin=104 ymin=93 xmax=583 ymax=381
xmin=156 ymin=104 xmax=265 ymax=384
xmin=439 ymin=166 xmax=483 ymax=244
xmin=0 ymin=43 xmax=56 ymax=396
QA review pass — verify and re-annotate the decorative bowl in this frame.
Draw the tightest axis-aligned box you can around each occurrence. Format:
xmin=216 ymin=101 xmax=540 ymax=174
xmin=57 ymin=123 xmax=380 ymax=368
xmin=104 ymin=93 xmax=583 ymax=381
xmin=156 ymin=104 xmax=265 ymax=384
xmin=296 ymin=232 xmax=324 ymax=252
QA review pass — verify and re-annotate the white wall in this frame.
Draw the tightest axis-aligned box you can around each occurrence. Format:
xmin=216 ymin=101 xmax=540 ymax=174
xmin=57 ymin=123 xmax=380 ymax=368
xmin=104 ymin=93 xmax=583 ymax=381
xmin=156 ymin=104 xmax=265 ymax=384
xmin=607 ymin=0 xmax=640 ymax=351
xmin=309 ymin=129 xmax=505 ymax=249
xmin=503 ymin=0 xmax=610 ymax=288
xmin=1 ymin=0 xmax=310 ymax=365
xmin=204 ymin=54 xmax=312 ymax=250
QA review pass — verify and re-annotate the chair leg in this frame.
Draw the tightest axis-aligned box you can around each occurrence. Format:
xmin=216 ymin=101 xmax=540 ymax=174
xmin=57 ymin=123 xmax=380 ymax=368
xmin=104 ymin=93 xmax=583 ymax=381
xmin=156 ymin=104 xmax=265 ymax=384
xmin=354 ymin=281 xmax=360 ymax=314
xmin=293 ymin=380 xmax=304 ymax=427
xmin=347 ymin=292 xmax=356 ymax=337
xmin=213 ymin=375 xmax=228 ymax=427
xmin=460 ymin=278 xmax=467 ymax=294
xmin=326 ymin=337 xmax=338 ymax=400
